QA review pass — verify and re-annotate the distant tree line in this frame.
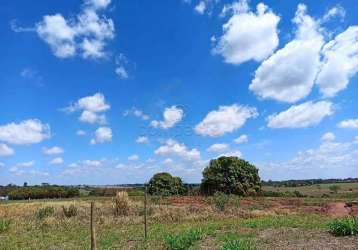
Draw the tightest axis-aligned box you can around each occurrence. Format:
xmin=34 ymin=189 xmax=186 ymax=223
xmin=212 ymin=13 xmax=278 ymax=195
xmin=262 ymin=178 xmax=358 ymax=187
xmin=0 ymin=185 xmax=79 ymax=200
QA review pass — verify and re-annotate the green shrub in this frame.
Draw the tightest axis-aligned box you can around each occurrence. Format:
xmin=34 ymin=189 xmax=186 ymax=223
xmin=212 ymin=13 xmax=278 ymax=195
xmin=212 ymin=192 xmax=229 ymax=212
xmin=201 ymin=156 xmax=261 ymax=196
xmin=328 ymin=217 xmax=358 ymax=236
xmin=62 ymin=204 xmax=78 ymax=218
xmin=221 ymin=238 xmax=256 ymax=250
xmin=164 ymin=228 xmax=205 ymax=250
xmin=36 ymin=206 xmax=55 ymax=220
xmin=148 ymin=173 xmax=187 ymax=196
xmin=0 ymin=219 xmax=11 ymax=233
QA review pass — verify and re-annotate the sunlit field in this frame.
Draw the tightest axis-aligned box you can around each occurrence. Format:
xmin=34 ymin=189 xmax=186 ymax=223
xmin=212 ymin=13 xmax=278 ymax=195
xmin=1 ymin=183 xmax=358 ymax=250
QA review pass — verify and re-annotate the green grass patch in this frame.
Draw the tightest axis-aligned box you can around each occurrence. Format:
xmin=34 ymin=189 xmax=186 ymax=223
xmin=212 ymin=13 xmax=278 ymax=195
xmin=328 ymin=217 xmax=358 ymax=236
xmin=0 ymin=218 xmax=11 ymax=233
xmin=221 ymin=238 xmax=256 ymax=250
xmin=35 ymin=206 xmax=55 ymax=219
xmin=164 ymin=228 xmax=206 ymax=250
xmin=241 ymin=215 xmax=328 ymax=230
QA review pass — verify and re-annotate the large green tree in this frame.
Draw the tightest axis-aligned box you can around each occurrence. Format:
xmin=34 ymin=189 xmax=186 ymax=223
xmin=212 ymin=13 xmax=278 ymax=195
xmin=200 ymin=156 xmax=261 ymax=195
xmin=147 ymin=172 xmax=187 ymax=196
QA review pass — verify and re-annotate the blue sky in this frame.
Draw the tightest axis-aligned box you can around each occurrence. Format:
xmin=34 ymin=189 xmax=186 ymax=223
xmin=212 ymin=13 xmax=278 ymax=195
xmin=1 ymin=0 xmax=358 ymax=185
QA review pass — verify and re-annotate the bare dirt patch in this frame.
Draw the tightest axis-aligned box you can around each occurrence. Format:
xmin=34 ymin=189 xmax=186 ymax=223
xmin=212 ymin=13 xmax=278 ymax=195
xmin=258 ymin=228 xmax=358 ymax=250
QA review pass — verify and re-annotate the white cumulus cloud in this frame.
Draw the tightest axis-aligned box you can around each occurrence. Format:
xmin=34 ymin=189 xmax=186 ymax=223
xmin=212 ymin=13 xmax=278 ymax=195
xmin=0 ymin=119 xmax=50 ymax=145
xmin=337 ymin=118 xmax=358 ymax=129
xmin=316 ymin=26 xmax=358 ymax=97
xmin=90 ymin=127 xmax=112 ymax=144
xmin=136 ymin=136 xmax=149 ymax=144
xmin=195 ymin=104 xmax=258 ymax=137
xmin=234 ymin=134 xmax=248 ymax=144
xmin=50 ymin=157 xmax=64 ymax=165
xmin=155 ymin=139 xmax=201 ymax=161
xmin=43 ymin=146 xmax=64 ymax=155
xmin=35 ymin=0 xmax=114 ymax=59
xmin=63 ymin=93 xmax=110 ymax=125
xmin=267 ymin=101 xmax=334 ymax=129
xmin=213 ymin=0 xmax=280 ymax=65
xmin=128 ymin=154 xmax=139 ymax=161
xmin=151 ymin=106 xmax=184 ymax=129
xmin=0 ymin=143 xmax=14 ymax=157
xmin=249 ymin=4 xmax=324 ymax=103
xmin=207 ymin=143 xmax=229 ymax=152
xmin=321 ymin=132 xmax=336 ymax=142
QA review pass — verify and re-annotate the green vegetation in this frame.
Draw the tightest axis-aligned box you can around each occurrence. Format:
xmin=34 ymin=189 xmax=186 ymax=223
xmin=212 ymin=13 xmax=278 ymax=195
xmin=36 ymin=206 xmax=55 ymax=219
xmin=0 ymin=218 xmax=11 ymax=233
xmin=221 ymin=238 xmax=256 ymax=250
xmin=328 ymin=217 xmax=358 ymax=236
xmin=212 ymin=192 xmax=229 ymax=212
xmin=164 ymin=228 xmax=205 ymax=250
xmin=62 ymin=204 xmax=78 ymax=218
xmin=148 ymin=172 xmax=187 ymax=196
xmin=201 ymin=156 xmax=261 ymax=196
xmin=329 ymin=185 xmax=341 ymax=194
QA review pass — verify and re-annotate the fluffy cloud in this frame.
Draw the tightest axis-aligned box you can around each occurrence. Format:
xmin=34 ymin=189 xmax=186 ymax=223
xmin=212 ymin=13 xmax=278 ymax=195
xmin=250 ymin=4 xmax=324 ymax=103
xmin=194 ymin=1 xmax=206 ymax=14
xmin=115 ymin=66 xmax=129 ymax=79
xmin=136 ymin=136 xmax=149 ymax=144
xmin=213 ymin=0 xmax=280 ymax=65
xmin=0 ymin=143 xmax=14 ymax=157
xmin=267 ymin=101 xmax=334 ymax=129
xmin=151 ymin=106 xmax=184 ymax=129
xmin=62 ymin=159 xmax=104 ymax=176
xmin=43 ymin=146 xmax=64 ymax=155
xmin=0 ymin=119 xmax=50 ymax=145
xmin=128 ymin=154 xmax=139 ymax=161
xmin=50 ymin=157 xmax=64 ymax=165
xmin=316 ymin=26 xmax=358 ymax=97
xmin=155 ymin=139 xmax=201 ymax=161
xmin=90 ymin=127 xmax=112 ymax=144
xmin=195 ymin=104 xmax=258 ymax=137
xmin=337 ymin=118 xmax=358 ymax=129
xmin=219 ymin=150 xmax=243 ymax=158
xmin=260 ymin=137 xmax=358 ymax=180
xmin=36 ymin=0 xmax=114 ymax=59
xmin=234 ymin=134 xmax=248 ymax=144
xmin=123 ymin=107 xmax=150 ymax=120
xmin=79 ymin=110 xmax=106 ymax=124
xmin=64 ymin=93 xmax=110 ymax=125
xmin=321 ymin=132 xmax=336 ymax=142
xmin=207 ymin=143 xmax=229 ymax=152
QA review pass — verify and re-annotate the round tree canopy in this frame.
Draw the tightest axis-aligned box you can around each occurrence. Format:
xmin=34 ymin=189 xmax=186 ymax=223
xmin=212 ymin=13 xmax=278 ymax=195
xmin=147 ymin=172 xmax=187 ymax=196
xmin=200 ymin=156 xmax=261 ymax=195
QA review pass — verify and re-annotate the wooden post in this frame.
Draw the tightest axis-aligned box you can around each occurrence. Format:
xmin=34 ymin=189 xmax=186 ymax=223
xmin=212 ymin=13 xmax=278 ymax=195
xmin=90 ymin=202 xmax=97 ymax=250
xmin=144 ymin=184 xmax=148 ymax=240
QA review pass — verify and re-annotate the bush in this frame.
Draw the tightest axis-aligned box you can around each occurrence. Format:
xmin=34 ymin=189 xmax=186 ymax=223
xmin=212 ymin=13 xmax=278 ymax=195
xmin=36 ymin=206 xmax=55 ymax=220
xmin=221 ymin=238 xmax=256 ymax=250
xmin=164 ymin=228 xmax=205 ymax=250
xmin=328 ymin=217 xmax=358 ymax=236
xmin=0 ymin=219 xmax=11 ymax=233
xmin=329 ymin=185 xmax=341 ymax=194
xmin=62 ymin=204 xmax=78 ymax=218
xmin=212 ymin=192 xmax=229 ymax=212
xmin=201 ymin=156 xmax=261 ymax=196
xmin=148 ymin=173 xmax=187 ymax=196
xmin=113 ymin=191 xmax=130 ymax=216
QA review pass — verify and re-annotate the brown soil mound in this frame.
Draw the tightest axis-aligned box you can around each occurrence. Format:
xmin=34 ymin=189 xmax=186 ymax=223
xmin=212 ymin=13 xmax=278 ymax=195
xmin=322 ymin=202 xmax=351 ymax=218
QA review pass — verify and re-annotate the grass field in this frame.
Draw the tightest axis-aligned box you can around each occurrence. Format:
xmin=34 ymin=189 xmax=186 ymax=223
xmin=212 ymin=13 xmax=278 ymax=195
xmin=1 ymin=184 xmax=358 ymax=249
xmin=263 ymin=182 xmax=358 ymax=199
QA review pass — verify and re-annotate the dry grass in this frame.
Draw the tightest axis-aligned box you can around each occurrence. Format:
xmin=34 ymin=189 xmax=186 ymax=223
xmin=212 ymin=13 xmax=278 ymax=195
xmin=1 ymin=196 xmax=357 ymax=249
